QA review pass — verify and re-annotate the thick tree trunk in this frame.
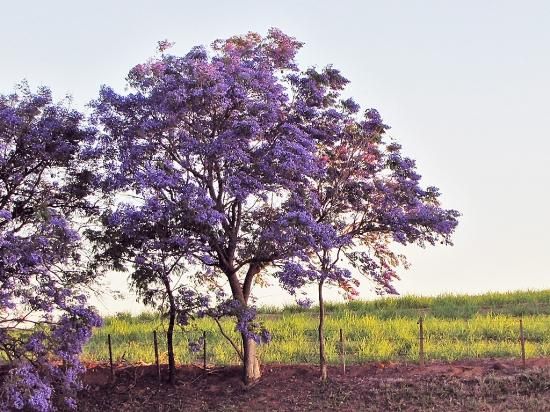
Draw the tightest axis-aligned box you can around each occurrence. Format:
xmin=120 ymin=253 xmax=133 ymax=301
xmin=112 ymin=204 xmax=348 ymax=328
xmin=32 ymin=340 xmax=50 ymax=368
xmin=242 ymin=334 xmax=261 ymax=385
xmin=226 ymin=265 xmax=263 ymax=384
xmin=318 ymin=280 xmax=327 ymax=381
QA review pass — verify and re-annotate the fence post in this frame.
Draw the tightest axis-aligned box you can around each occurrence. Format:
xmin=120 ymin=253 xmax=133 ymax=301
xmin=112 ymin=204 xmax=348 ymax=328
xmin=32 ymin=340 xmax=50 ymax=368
xmin=203 ymin=331 xmax=207 ymax=371
xmin=107 ymin=334 xmax=114 ymax=382
xmin=153 ymin=330 xmax=161 ymax=384
xmin=418 ymin=317 xmax=425 ymax=367
xmin=519 ymin=318 xmax=526 ymax=368
xmin=339 ymin=328 xmax=346 ymax=374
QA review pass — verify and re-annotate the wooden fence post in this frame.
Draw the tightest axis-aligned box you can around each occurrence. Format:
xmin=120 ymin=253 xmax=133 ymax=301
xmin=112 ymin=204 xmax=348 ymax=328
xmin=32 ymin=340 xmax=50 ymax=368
xmin=107 ymin=334 xmax=114 ymax=382
xmin=339 ymin=328 xmax=346 ymax=374
xmin=203 ymin=331 xmax=207 ymax=371
xmin=520 ymin=318 xmax=526 ymax=368
xmin=418 ymin=317 xmax=425 ymax=367
xmin=153 ymin=330 xmax=161 ymax=384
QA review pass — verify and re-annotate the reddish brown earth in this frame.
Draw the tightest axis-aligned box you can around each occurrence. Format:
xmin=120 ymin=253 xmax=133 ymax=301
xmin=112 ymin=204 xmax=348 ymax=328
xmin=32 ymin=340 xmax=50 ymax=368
xmin=79 ymin=358 xmax=550 ymax=411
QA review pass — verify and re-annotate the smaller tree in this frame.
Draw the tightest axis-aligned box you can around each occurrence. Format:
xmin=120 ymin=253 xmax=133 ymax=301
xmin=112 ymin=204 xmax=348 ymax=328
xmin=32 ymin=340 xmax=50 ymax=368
xmin=276 ymin=67 xmax=460 ymax=380
xmin=89 ymin=195 xmax=210 ymax=384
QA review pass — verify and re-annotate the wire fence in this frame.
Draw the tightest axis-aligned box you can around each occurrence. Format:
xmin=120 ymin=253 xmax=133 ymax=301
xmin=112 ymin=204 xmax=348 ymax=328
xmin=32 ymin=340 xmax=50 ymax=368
xmin=96 ymin=316 xmax=549 ymax=381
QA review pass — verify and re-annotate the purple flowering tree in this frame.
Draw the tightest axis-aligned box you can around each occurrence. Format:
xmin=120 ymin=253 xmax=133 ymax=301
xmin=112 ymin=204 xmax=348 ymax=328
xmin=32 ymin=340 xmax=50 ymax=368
xmin=0 ymin=84 xmax=101 ymax=410
xmin=89 ymin=31 xmax=343 ymax=384
xmin=275 ymin=67 xmax=459 ymax=379
xmin=90 ymin=29 xmax=458 ymax=384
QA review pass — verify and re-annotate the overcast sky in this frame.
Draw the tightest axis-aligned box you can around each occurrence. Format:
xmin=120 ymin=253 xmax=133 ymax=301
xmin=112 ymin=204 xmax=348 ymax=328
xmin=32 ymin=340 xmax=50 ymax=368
xmin=3 ymin=1 xmax=549 ymax=313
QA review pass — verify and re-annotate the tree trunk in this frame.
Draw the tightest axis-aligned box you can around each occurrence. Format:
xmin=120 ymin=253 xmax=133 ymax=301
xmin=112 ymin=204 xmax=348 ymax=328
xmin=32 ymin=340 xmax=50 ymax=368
xmin=161 ymin=274 xmax=177 ymax=385
xmin=167 ymin=305 xmax=176 ymax=385
xmin=226 ymin=266 xmax=263 ymax=384
xmin=242 ymin=334 xmax=261 ymax=385
xmin=318 ymin=279 xmax=327 ymax=381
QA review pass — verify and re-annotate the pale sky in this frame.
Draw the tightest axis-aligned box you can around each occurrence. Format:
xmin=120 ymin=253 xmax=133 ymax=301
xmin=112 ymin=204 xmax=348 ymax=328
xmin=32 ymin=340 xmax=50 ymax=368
xmin=3 ymin=1 xmax=549 ymax=314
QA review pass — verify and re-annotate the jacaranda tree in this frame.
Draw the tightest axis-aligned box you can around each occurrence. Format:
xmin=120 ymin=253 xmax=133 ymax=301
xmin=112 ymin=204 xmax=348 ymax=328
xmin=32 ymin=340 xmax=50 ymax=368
xmin=90 ymin=29 xmax=458 ymax=384
xmin=272 ymin=69 xmax=459 ymax=379
xmin=0 ymin=84 xmax=101 ymax=410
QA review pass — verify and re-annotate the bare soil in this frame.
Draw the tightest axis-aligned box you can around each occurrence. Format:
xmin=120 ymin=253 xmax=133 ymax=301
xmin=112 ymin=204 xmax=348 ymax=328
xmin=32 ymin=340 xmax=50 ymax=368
xmin=79 ymin=358 xmax=550 ymax=411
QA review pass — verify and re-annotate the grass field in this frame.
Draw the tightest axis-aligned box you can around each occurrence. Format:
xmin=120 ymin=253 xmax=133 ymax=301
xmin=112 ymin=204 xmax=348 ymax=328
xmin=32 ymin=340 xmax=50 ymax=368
xmin=84 ymin=289 xmax=550 ymax=365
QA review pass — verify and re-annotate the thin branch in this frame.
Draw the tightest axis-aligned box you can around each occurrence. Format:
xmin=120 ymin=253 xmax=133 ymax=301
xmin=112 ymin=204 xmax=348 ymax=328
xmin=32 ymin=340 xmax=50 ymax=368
xmin=213 ymin=317 xmax=243 ymax=361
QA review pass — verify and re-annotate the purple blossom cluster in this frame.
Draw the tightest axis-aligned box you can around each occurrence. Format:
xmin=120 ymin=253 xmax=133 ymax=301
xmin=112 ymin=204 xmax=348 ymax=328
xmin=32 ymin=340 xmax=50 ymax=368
xmin=188 ymin=336 xmax=205 ymax=353
xmin=205 ymin=298 xmax=271 ymax=345
xmin=3 ymin=364 xmax=53 ymax=411
xmin=296 ymin=297 xmax=313 ymax=309
xmin=236 ymin=309 xmax=272 ymax=345
xmin=175 ymin=289 xmax=211 ymax=326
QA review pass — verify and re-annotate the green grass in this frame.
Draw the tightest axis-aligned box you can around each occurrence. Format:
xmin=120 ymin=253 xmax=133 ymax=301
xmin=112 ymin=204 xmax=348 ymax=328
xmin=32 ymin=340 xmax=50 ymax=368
xmin=271 ymin=289 xmax=550 ymax=318
xmin=84 ymin=289 xmax=550 ymax=365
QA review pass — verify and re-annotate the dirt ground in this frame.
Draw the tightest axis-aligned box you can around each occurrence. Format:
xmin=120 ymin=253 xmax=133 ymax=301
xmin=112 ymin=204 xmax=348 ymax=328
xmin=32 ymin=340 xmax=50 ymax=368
xmin=79 ymin=358 xmax=550 ymax=411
